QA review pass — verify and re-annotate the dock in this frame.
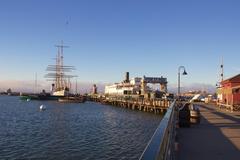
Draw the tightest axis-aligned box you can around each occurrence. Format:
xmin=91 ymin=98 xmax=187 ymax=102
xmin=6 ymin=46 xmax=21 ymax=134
xmin=90 ymin=96 xmax=240 ymax=160
xmin=176 ymin=103 xmax=240 ymax=160
xmin=90 ymin=96 xmax=172 ymax=114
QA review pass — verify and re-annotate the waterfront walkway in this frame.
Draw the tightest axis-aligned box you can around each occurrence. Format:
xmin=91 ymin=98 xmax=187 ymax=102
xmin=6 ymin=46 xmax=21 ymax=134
xmin=176 ymin=103 xmax=240 ymax=160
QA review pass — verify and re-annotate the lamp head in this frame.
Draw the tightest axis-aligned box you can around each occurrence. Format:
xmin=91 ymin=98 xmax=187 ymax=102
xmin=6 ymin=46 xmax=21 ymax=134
xmin=182 ymin=69 xmax=187 ymax=75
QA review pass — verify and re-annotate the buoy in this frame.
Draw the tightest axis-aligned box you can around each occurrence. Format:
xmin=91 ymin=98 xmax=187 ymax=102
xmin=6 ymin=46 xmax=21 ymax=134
xmin=40 ymin=105 xmax=46 ymax=111
xmin=27 ymin=98 xmax=30 ymax=102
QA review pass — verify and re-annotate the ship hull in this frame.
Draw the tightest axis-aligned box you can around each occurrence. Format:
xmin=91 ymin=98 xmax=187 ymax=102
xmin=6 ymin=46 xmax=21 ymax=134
xmin=58 ymin=97 xmax=86 ymax=103
xmin=20 ymin=95 xmax=62 ymax=101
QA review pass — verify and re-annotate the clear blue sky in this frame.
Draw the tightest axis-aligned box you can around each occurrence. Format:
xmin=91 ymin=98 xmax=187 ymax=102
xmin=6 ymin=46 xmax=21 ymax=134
xmin=0 ymin=0 xmax=240 ymax=86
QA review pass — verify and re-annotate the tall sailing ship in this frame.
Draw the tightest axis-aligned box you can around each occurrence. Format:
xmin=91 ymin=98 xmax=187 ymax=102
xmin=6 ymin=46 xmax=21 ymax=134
xmin=45 ymin=42 xmax=76 ymax=97
xmin=20 ymin=42 xmax=77 ymax=101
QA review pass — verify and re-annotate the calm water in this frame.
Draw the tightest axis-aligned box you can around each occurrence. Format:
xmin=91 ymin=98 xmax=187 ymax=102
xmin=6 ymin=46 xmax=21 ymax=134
xmin=0 ymin=96 xmax=162 ymax=160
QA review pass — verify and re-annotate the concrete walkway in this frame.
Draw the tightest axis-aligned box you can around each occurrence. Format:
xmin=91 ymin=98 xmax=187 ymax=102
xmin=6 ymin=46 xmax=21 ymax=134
xmin=176 ymin=103 xmax=240 ymax=160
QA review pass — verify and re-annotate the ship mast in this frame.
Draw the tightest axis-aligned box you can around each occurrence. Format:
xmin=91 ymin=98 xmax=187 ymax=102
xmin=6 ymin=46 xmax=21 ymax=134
xmin=45 ymin=41 xmax=77 ymax=93
xmin=55 ymin=41 xmax=69 ymax=90
xmin=75 ymin=78 xmax=78 ymax=95
xmin=34 ymin=72 xmax=38 ymax=94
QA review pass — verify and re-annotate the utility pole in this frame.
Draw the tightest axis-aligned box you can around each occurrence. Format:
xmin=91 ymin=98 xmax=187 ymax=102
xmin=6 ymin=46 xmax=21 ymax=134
xmin=220 ymin=57 xmax=224 ymax=82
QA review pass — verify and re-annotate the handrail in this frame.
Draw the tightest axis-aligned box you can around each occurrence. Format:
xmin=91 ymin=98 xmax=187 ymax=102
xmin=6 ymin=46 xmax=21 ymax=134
xmin=139 ymin=100 xmax=177 ymax=160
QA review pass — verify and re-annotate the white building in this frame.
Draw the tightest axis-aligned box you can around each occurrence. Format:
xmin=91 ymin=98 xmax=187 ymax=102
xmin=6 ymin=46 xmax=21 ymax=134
xmin=105 ymin=77 xmax=142 ymax=96
xmin=104 ymin=72 xmax=168 ymax=97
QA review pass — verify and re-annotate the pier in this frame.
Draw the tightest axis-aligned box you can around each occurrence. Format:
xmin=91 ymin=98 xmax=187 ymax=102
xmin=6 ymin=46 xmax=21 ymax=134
xmin=90 ymin=96 xmax=172 ymax=114
xmin=176 ymin=103 xmax=240 ymax=160
xmin=138 ymin=101 xmax=240 ymax=160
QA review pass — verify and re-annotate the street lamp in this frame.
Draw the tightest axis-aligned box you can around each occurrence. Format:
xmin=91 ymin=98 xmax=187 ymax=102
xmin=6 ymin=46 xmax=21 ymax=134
xmin=178 ymin=66 xmax=188 ymax=96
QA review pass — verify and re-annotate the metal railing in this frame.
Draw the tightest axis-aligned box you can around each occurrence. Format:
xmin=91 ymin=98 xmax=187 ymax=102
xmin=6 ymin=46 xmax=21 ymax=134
xmin=139 ymin=100 xmax=177 ymax=160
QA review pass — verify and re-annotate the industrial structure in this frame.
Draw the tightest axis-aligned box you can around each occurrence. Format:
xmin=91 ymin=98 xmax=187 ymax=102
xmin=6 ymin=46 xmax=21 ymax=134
xmin=105 ymin=72 xmax=168 ymax=98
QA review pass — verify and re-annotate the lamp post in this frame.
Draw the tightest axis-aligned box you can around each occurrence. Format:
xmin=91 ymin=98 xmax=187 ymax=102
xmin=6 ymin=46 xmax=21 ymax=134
xmin=178 ymin=66 xmax=188 ymax=97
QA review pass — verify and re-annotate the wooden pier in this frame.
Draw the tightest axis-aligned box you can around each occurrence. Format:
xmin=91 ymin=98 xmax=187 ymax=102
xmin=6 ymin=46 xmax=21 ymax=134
xmin=176 ymin=103 xmax=240 ymax=160
xmin=90 ymin=96 xmax=172 ymax=114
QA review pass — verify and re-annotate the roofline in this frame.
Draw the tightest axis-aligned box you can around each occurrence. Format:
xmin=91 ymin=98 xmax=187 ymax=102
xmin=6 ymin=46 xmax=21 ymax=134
xmin=221 ymin=74 xmax=240 ymax=84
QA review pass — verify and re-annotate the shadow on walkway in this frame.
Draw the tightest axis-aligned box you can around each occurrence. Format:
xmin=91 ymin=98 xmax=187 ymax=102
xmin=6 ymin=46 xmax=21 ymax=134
xmin=176 ymin=104 xmax=240 ymax=160
xmin=201 ymin=105 xmax=240 ymax=124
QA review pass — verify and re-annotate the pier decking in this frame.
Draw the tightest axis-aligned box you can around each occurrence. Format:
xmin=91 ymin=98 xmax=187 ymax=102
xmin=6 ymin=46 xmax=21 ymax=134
xmin=90 ymin=96 xmax=172 ymax=114
xmin=176 ymin=103 xmax=240 ymax=160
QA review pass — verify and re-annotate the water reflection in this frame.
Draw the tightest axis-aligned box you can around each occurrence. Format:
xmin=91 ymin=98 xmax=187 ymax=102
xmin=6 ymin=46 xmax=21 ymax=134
xmin=0 ymin=96 xmax=162 ymax=160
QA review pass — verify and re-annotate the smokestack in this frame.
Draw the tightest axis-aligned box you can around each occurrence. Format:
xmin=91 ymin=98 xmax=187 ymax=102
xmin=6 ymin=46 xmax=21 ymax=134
xmin=51 ymin=83 xmax=55 ymax=92
xmin=92 ymin=84 xmax=97 ymax=94
xmin=125 ymin=72 xmax=130 ymax=83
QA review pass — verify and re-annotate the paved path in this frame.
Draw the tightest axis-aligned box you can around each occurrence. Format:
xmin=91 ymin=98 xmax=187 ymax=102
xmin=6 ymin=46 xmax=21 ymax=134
xmin=176 ymin=103 xmax=240 ymax=160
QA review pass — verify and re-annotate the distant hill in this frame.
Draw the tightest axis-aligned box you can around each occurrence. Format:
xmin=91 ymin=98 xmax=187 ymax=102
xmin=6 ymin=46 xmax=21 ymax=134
xmin=0 ymin=80 xmax=216 ymax=94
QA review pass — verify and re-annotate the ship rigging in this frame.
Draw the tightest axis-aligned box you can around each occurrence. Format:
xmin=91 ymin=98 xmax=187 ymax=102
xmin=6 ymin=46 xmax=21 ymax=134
xmin=45 ymin=41 xmax=77 ymax=96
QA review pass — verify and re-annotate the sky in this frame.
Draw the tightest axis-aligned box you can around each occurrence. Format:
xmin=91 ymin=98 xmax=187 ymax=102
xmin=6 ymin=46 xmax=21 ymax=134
xmin=0 ymin=0 xmax=240 ymax=92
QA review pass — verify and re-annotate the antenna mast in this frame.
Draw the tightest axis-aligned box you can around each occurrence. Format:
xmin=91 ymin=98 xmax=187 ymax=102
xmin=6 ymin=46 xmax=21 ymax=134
xmin=220 ymin=57 xmax=224 ymax=82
